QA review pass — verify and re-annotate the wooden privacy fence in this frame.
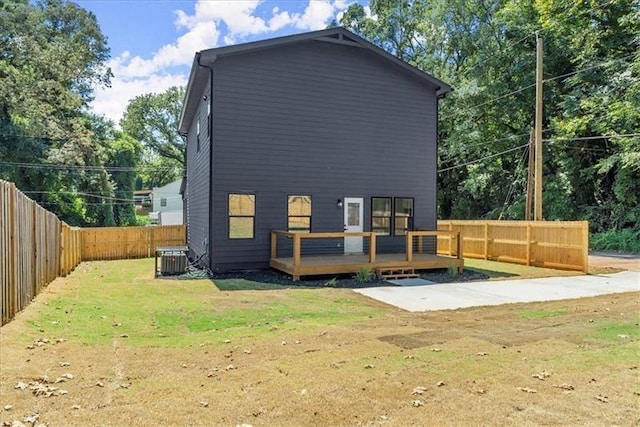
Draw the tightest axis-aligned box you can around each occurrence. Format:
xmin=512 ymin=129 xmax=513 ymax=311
xmin=437 ymin=220 xmax=589 ymax=272
xmin=1 ymin=180 xmax=82 ymax=325
xmin=1 ymin=179 xmax=186 ymax=325
xmin=81 ymin=225 xmax=186 ymax=260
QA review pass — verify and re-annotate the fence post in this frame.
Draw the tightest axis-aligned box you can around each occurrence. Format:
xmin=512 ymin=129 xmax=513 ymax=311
xmin=484 ymin=222 xmax=489 ymax=260
xmin=526 ymin=222 xmax=532 ymax=266
xmin=582 ymin=221 xmax=589 ymax=273
xmin=147 ymin=227 xmax=152 ymax=258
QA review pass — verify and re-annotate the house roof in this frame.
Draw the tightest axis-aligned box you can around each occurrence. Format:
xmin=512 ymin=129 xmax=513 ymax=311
xmin=178 ymin=27 xmax=452 ymax=135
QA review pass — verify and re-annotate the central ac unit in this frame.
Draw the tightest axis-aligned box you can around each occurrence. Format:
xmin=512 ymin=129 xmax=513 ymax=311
xmin=160 ymin=252 xmax=187 ymax=275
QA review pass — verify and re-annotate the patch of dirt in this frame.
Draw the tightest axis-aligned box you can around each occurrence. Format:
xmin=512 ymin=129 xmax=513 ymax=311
xmin=1 ymin=273 xmax=639 ymax=426
xmin=210 ymin=268 xmax=488 ymax=288
xmin=589 ymin=252 xmax=640 ymax=272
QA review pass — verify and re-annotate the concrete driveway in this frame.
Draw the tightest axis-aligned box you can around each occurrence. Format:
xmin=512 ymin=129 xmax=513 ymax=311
xmin=354 ymin=270 xmax=640 ymax=312
xmin=589 ymin=251 xmax=640 ymax=271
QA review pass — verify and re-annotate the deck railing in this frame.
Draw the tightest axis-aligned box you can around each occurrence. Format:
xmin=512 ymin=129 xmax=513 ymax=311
xmin=270 ymin=230 xmax=462 ymax=280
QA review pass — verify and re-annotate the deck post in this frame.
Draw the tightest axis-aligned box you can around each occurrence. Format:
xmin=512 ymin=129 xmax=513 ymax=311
xmin=406 ymin=232 xmax=413 ymax=262
xmin=270 ymin=231 xmax=277 ymax=260
xmin=293 ymin=233 xmax=301 ymax=281
xmin=369 ymin=232 xmax=376 ymax=264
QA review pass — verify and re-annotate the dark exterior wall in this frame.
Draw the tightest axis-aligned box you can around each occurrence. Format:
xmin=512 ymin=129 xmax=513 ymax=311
xmin=209 ymin=40 xmax=439 ymax=271
xmin=185 ymin=80 xmax=211 ymax=266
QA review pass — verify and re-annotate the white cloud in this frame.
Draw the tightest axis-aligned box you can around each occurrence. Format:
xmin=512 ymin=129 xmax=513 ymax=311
xmin=90 ymin=0 xmax=353 ymax=124
xmin=93 ymin=73 xmax=188 ymax=125
xmin=290 ymin=0 xmax=337 ymax=30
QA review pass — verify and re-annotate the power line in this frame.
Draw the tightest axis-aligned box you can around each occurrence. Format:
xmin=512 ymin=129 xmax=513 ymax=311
xmin=543 ymin=53 xmax=637 ymax=84
xmin=38 ymin=201 xmax=136 ymax=206
xmin=23 ymin=191 xmax=136 ymax=203
xmin=439 ymin=143 xmax=529 ymax=172
xmin=499 ymin=143 xmax=529 ymax=219
xmin=461 ymin=34 xmax=534 ymax=77
xmin=458 ymin=52 xmax=636 ymax=114
xmin=0 ymin=160 xmax=182 ymax=172
xmin=439 ymin=129 xmax=555 ymax=163
xmin=543 ymin=133 xmax=640 ymax=143
xmin=439 ymin=133 xmax=529 ymax=163
xmin=460 ymin=84 xmax=536 ymax=113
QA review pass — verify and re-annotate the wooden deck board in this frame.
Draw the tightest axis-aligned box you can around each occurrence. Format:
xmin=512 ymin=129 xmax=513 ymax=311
xmin=270 ymin=253 xmax=463 ymax=280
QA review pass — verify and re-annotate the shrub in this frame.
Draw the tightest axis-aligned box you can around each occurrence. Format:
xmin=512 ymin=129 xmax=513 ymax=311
xmin=324 ymin=277 xmax=338 ymax=287
xmin=354 ymin=267 xmax=374 ymax=284
xmin=447 ymin=265 xmax=459 ymax=278
xmin=590 ymin=229 xmax=640 ymax=254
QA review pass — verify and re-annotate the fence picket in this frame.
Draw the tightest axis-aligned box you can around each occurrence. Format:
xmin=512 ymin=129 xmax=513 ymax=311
xmin=2 ymin=179 xmax=590 ymax=325
xmin=1 ymin=179 xmax=187 ymax=325
xmin=437 ymin=220 xmax=589 ymax=272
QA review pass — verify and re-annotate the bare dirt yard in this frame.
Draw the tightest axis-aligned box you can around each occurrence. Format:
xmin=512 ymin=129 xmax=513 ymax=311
xmin=1 ymin=259 xmax=638 ymax=426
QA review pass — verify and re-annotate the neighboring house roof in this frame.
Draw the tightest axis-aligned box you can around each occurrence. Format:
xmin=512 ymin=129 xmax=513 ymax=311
xmin=178 ymin=27 xmax=452 ymax=135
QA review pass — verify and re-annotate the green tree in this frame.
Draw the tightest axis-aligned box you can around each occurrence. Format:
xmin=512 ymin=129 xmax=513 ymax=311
xmin=120 ymin=86 xmax=185 ymax=188
xmin=341 ymin=0 xmax=639 ymax=232
xmin=0 ymin=0 xmax=126 ymax=227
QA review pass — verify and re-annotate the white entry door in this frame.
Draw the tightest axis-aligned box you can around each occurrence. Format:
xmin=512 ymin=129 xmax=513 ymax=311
xmin=343 ymin=197 xmax=363 ymax=254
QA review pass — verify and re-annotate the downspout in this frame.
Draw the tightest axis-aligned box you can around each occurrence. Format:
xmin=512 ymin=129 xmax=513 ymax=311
xmin=197 ymin=53 xmax=216 ymax=273
xmin=179 ymin=134 xmax=188 ymax=244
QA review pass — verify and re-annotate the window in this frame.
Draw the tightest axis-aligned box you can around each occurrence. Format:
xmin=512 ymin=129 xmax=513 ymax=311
xmin=288 ymin=195 xmax=311 ymax=232
xmin=371 ymin=197 xmax=414 ymax=235
xmin=196 ymin=120 xmax=201 ymax=152
xmin=394 ymin=198 xmax=414 ymax=236
xmin=228 ymin=194 xmax=255 ymax=239
xmin=371 ymin=197 xmax=391 ymax=235
xmin=160 ymin=198 xmax=167 ymax=207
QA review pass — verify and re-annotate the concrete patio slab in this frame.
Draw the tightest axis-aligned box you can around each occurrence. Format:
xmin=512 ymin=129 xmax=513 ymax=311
xmin=386 ymin=278 xmax=436 ymax=286
xmin=354 ymin=271 xmax=639 ymax=312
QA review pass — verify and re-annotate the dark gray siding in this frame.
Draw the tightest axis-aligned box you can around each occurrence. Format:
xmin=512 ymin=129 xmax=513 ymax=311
xmin=210 ymin=40 xmax=439 ymax=270
xmin=185 ymin=80 xmax=211 ymax=266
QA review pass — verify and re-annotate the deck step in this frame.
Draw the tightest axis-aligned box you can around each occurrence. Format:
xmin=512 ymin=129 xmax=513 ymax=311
xmin=376 ymin=268 xmax=420 ymax=281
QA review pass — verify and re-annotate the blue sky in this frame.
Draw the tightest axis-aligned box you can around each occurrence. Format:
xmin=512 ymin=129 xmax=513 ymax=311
xmin=75 ymin=0 xmax=369 ymax=125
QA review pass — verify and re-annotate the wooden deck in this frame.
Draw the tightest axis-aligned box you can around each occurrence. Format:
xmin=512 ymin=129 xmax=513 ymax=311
xmin=270 ymin=230 xmax=463 ymax=280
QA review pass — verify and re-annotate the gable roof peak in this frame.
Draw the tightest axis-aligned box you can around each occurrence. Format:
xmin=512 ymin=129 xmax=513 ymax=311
xmin=179 ymin=27 xmax=452 ymax=134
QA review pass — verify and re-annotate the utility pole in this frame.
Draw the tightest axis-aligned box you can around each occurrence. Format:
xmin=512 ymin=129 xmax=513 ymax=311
xmin=526 ymin=129 xmax=534 ymax=221
xmin=534 ymin=33 xmax=544 ymax=220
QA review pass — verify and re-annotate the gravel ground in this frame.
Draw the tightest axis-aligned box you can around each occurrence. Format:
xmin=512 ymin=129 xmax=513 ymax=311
xmin=210 ymin=268 xmax=488 ymax=289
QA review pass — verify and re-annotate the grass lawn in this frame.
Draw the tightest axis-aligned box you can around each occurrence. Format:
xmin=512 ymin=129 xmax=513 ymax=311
xmin=1 ymin=258 xmax=638 ymax=426
xmin=22 ymin=259 xmax=381 ymax=348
